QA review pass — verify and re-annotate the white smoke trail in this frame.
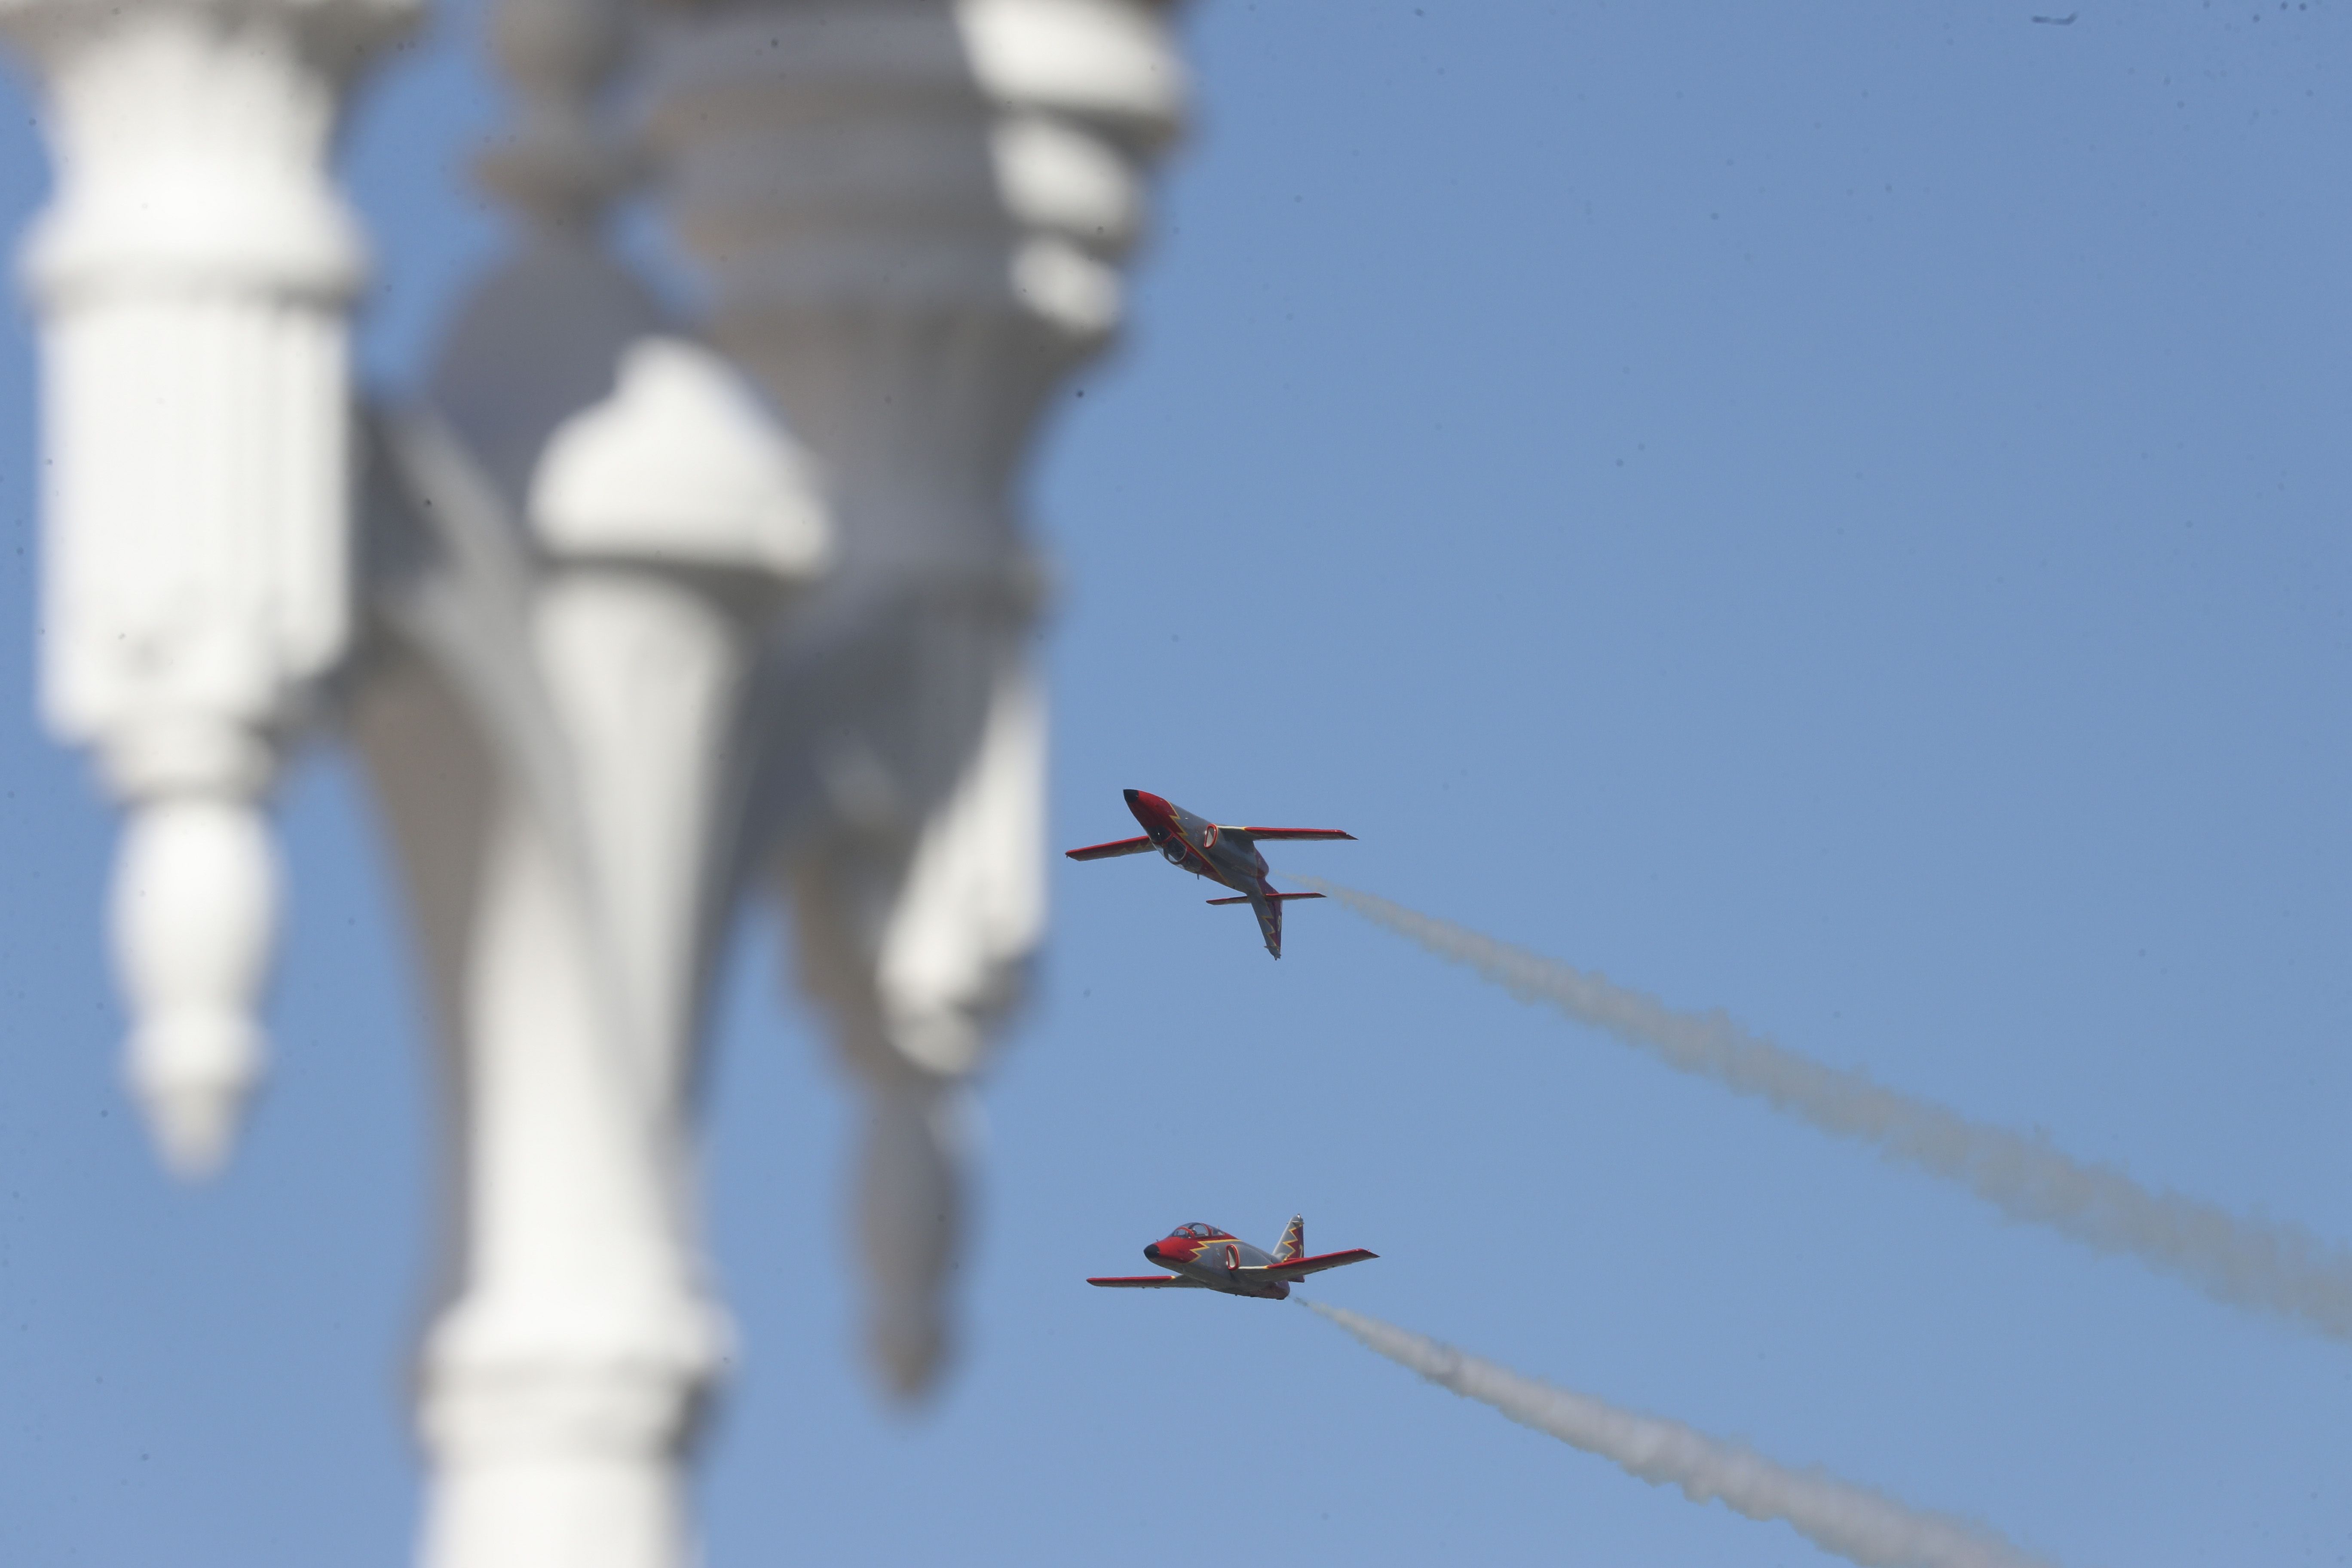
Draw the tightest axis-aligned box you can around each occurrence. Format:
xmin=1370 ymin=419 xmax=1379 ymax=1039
xmin=1294 ymin=876 xmax=2352 ymax=1342
xmin=1309 ymin=1302 xmax=2058 ymax=1568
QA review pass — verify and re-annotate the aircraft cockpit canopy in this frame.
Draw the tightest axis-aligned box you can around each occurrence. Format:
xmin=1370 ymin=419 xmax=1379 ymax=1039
xmin=1173 ymin=1223 xmax=1217 ymax=1239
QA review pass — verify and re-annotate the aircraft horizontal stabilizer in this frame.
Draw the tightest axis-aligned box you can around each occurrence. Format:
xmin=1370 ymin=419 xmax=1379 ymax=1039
xmin=1206 ymin=893 xmax=1326 ymax=906
xmin=1229 ymin=827 xmax=1356 ymax=842
xmin=1066 ymin=836 xmax=1156 ymax=861
xmin=1087 ymin=1274 xmax=1209 ymax=1289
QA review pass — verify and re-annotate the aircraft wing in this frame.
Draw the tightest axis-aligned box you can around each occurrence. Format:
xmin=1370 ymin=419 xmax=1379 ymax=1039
xmin=1066 ymin=836 xmax=1156 ymax=861
xmin=1237 ymin=1248 xmax=1378 ymax=1283
xmin=1087 ymin=1274 xmax=1208 ymax=1288
xmin=1227 ymin=828 xmax=1356 ymax=842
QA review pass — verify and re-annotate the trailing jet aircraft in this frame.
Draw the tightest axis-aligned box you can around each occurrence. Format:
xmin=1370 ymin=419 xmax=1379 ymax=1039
xmin=1087 ymin=1215 xmax=1377 ymax=1300
xmin=1065 ymin=789 xmax=1355 ymax=958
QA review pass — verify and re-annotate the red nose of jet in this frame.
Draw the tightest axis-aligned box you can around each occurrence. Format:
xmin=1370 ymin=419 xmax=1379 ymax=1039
xmin=1142 ymin=1241 xmax=1167 ymax=1263
xmin=1124 ymin=789 xmax=1174 ymax=831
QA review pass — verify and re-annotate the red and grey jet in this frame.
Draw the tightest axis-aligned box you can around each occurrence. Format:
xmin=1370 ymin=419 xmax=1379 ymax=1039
xmin=1065 ymin=789 xmax=1355 ymax=958
xmin=1087 ymin=1216 xmax=1377 ymax=1300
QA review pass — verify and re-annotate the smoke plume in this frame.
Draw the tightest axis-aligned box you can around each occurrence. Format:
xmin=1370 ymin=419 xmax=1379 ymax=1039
xmin=1294 ymin=876 xmax=2352 ymax=1342
xmin=1309 ymin=1302 xmax=2057 ymax=1568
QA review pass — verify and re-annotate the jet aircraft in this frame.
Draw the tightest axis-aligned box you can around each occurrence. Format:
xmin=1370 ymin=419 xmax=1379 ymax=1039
xmin=1065 ymin=789 xmax=1355 ymax=957
xmin=1087 ymin=1215 xmax=1377 ymax=1300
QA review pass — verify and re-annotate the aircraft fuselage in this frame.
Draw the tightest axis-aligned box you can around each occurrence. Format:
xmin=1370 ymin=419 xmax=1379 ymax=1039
xmin=1143 ymin=1229 xmax=1290 ymax=1299
xmin=1124 ymin=789 xmax=1269 ymax=893
xmin=1087 ymin=1216 xmax=1378 ymax=1297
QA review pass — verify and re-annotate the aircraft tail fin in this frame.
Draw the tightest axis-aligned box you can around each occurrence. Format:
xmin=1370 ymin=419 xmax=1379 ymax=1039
xmin=1274 ymin=1213 xmax=1305 ymax=1264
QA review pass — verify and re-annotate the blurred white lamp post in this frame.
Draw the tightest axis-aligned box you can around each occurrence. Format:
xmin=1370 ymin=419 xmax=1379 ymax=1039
xmin=3 ymin=0 xmax=1187 ymax=1561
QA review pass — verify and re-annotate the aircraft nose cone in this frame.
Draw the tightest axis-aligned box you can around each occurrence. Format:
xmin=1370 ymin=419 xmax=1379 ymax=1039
xmin=1142 ymin=1242 xmax=1165 ymax=1263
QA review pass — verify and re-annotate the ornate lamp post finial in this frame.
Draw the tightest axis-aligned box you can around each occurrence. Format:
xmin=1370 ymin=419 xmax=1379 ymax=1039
xmin=2 ymin=0 xmax=422 ymax=1174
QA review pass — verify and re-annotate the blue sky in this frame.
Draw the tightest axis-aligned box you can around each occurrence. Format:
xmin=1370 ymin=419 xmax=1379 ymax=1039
xmin=3 ymin=3 xmax=2349 ymax=1565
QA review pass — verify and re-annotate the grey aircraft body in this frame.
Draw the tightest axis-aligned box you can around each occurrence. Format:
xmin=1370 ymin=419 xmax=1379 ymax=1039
xmin=1087 ymin=1216 xmax=1378 ymax=1300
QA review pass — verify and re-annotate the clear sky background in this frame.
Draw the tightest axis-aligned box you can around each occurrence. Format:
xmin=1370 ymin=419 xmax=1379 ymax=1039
xmin=2 ymin=3 xmax=2348 ymax=1565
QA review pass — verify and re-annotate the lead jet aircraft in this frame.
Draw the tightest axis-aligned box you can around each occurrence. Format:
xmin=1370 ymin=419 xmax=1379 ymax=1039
xmin=1065 ymin=789 xmax=1355 ymax=958
xmin=1087 ymin=1216 xmax=1377 ymax=1300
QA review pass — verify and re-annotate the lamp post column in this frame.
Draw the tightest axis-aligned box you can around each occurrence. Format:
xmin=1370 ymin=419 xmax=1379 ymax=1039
xmin=353 ymin=0 xmax=833 ymax=1557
